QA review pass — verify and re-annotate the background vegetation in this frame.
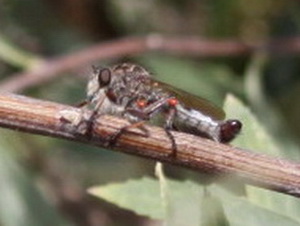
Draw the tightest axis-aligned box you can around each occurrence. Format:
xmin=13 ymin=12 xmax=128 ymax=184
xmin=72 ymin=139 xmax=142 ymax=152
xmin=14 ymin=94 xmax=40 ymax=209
xmin=1 ymin=0 xmax=300 ymax=225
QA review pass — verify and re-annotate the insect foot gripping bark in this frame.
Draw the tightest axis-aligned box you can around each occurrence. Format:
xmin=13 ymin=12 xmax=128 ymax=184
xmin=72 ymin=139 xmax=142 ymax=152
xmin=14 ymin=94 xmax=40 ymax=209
xmin=63 ymin=63 xmax=243 ymax=156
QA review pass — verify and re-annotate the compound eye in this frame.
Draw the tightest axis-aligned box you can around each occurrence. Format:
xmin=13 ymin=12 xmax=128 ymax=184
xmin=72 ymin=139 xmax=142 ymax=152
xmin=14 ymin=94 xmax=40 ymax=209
xmin=98 ymin=68 xmax=111 ymax=87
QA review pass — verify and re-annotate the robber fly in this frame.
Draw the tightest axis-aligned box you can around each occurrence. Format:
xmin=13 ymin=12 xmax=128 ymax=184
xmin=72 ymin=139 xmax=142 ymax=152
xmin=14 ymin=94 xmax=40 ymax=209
xmin=84 ymin=63 xmax=242 ymax=156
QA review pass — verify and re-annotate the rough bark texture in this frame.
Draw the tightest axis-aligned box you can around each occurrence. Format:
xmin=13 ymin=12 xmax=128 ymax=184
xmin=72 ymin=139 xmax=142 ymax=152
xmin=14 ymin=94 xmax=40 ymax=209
xmin=0 ymin=93 xmax=300 ymax=198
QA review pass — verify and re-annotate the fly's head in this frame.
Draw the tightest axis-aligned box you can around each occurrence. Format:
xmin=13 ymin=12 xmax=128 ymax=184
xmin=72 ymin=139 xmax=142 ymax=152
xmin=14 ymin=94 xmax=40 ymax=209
xmin=87 ymin=66 xmax=112 ymax=104
xmin=96 ymin=63 xmax=152 ymax=104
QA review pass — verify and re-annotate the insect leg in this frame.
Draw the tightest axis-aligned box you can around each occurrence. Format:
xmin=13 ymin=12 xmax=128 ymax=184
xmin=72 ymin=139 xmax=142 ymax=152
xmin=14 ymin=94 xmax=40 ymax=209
xmin=107 ymin=121 xmax=149 ymax=147
xmin=71 ymin=94 xmax=107 ymax=138
xmin=164 ymin=107 xmax=177 ymax=158
xmin=109 ymin=97 xmax=179 ymax=159
xmin=74 ymin=100 xmax=89 ymax=108
xmin=108 ymin=97 xmax=170 ymax=147
xmin=84 ymin=94 xmax=107 ymax=138
xmin=125 ymin=97 xmax=171 ymax=120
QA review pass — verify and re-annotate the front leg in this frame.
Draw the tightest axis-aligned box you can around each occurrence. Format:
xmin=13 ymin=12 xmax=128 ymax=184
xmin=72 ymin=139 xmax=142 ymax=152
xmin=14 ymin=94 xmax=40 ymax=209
xmin=86 ymin=95 xmax=106 ymax=135
xmin=62 ymin=94 xmax=107 ymax=138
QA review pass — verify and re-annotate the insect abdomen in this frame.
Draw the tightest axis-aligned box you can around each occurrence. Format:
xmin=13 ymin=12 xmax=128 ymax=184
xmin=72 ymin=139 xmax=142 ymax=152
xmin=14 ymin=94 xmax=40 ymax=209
xmin=175 ymin=105 xmax=220 ymax=141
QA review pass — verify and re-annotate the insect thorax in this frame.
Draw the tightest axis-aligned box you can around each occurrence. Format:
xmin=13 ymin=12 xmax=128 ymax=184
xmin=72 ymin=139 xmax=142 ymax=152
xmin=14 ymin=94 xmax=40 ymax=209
xmin=107 ymin=64 xmax=167 ymax=107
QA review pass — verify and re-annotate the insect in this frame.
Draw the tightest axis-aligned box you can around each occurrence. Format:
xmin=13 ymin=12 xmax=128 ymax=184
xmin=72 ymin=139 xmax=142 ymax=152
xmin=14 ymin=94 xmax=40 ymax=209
xmin=84 ymin=63 xmax=242 ymax=156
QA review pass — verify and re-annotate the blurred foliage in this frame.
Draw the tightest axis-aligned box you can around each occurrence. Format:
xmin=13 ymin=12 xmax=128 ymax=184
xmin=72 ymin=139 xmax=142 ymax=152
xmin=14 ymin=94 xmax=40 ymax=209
xmin=1 ymin=0 xmax=300 ymax=225
xmin=90 ymin=95 xmax=300 ymax=226
xmin=0 ymin=130 xmax=71 ymax=226
xmin=89 ymin=177 xmax=300 ymax=226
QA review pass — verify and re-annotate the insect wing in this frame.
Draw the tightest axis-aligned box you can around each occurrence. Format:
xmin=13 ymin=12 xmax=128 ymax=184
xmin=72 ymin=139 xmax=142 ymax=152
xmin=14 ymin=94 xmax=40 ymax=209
xmin=154 ymin=80 xmax=225 ymax=120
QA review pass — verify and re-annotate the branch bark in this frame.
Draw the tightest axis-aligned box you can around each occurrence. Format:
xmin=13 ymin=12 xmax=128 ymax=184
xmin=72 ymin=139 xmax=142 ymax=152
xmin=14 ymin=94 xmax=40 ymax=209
xmin=0 ymin=93 xmax=300 ymax=198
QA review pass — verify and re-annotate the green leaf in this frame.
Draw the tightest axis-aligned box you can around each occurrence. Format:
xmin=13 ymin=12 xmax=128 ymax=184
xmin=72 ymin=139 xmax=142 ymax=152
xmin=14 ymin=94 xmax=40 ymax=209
xmin=88 ymin=177 xmax=164 ymax=219
xmin=88 ymin=177 xmax=207 ymax=225
xmin=154 ymin=162 xmax=209 ymax=226
xmin=223 ymin=95 xmax=300 ymax=223
xmin=210 ymin=185 xmax=300 ymax=226
xmin=88 ymin=176 xmax=300 ymax=226
xmin=223 ymin=94 xmax=280 ymax=156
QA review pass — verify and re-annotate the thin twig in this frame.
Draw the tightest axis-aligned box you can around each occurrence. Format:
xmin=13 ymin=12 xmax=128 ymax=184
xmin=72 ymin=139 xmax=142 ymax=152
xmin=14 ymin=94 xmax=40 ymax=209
xmin=3 ymin=35 xmax=300 ymax=93
xmin=0 ymin=35 xmax=253 ymax=93
xmin=0 ymin=92 xmax=300 ymax=198
xmin=2 ymin=35 xmax=300 ymax=93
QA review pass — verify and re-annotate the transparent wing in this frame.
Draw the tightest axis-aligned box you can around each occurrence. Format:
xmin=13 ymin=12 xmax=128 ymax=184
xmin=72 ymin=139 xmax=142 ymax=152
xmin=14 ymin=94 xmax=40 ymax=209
xmin=154 ymin=80 xmax=225 ymax=120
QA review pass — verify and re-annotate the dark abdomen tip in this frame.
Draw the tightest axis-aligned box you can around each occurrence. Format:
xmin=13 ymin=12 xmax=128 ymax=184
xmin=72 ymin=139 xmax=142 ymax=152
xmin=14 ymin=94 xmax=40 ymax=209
xmin=220 ymin=120 xmax=242 ymax=143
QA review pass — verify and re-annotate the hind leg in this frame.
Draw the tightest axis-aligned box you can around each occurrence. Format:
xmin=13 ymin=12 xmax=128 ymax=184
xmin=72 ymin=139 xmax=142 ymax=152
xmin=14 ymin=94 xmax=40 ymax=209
xmin=107 ymin=121 xmax=150 ymax=147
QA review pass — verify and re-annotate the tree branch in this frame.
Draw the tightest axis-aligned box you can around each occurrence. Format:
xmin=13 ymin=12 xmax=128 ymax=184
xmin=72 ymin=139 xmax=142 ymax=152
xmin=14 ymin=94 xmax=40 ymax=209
xmin=0 ymin=92 xmax=300 ymax=198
